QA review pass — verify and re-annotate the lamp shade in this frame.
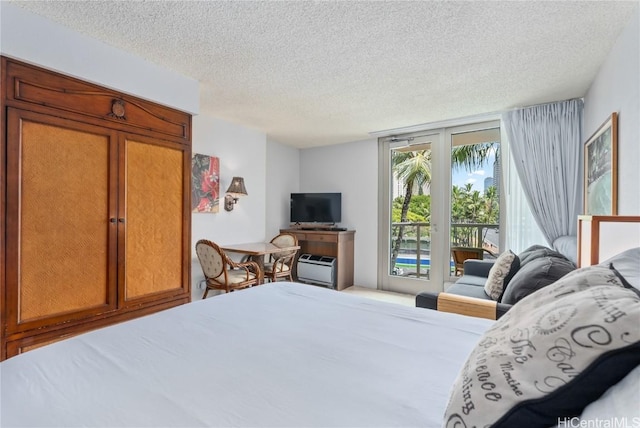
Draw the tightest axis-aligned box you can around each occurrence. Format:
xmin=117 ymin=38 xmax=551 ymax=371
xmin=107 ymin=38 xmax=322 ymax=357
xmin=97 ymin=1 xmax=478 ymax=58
xmin=225 ymin=177 xmax=247 ymax=197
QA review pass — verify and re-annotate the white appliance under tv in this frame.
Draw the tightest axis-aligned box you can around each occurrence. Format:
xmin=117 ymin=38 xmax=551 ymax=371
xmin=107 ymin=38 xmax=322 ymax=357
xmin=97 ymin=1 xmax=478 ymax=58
xmin=297 ymin=254 xmax=336 ymax=288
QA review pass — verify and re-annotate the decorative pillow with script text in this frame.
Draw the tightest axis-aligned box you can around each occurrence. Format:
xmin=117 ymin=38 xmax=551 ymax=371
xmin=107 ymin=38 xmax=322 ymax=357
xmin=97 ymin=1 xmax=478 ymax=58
xmin=444 ymin=265 xmax=640 ymax=428
xmin=483 ymin=250 xmax=519 ymax=300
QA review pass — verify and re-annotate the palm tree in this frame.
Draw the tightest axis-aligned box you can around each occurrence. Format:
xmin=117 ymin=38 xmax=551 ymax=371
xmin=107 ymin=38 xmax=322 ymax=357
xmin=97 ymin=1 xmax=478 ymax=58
xmin=450 ymin=143 xmax=498 ymax=247
xmin=451 ymin=142 xmax=496 ymax=172
xmin=483 ymin=186 xmax=498 ymax=222
xmin=390 ymin=141 xmax=498 ymax=274
xmin=390 ymin=150 xmax=431 ymax=270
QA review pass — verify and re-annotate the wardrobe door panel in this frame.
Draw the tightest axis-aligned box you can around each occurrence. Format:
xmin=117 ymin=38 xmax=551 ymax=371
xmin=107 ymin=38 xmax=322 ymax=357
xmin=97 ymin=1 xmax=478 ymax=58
xmin=2 ymin=58 xmax=191 ymax=360
xmin=120 ymin=136 xmax=188 ymax=303
xmin=5 ymin=109 xmax=118 ymax=333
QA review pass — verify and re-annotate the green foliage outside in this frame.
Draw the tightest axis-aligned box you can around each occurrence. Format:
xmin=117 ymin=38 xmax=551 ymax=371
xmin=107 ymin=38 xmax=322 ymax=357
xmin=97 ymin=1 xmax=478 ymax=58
xmin=391 ymin=194 xmax=430 ymax=223
xmin=391 ymin=184 xmax=498 ymax=225
xmin=390 ymin=142 xmax=500 ymax=272
xmin=451 ymin=183 xmax=499 ymax=224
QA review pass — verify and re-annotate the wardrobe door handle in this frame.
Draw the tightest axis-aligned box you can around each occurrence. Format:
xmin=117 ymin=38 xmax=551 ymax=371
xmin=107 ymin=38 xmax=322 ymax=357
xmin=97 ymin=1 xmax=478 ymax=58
xmin=118 ymin=218 xmax=125 ymax=223
xmin=109 ymin=218 xmax=117 ymax=224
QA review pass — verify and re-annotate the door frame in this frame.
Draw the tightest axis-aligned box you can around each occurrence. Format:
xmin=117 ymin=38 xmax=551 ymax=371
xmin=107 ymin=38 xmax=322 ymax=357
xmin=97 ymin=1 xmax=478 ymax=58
xmin=376 ymin=116 xmax=503 ymax=295
xmin=377 ymin=129 xmax=446 ymax=296
xmin=442 ymin=120 xmax=502 ymax=283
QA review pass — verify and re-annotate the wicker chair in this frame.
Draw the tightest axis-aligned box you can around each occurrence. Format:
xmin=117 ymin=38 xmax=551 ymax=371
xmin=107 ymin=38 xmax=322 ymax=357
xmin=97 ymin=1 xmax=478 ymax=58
xmin=451 ymin=246 xmax=495 ymax=276
xmin=263 ymin=233 xmax=298 ymax=282
xmin=195 ymin=239 xmax=261 ymax=298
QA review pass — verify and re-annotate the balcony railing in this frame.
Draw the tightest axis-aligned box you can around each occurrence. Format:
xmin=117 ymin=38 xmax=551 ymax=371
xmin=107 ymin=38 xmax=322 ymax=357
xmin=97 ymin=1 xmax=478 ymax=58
xmin=390 ymin=222 xmax=499 ymax=278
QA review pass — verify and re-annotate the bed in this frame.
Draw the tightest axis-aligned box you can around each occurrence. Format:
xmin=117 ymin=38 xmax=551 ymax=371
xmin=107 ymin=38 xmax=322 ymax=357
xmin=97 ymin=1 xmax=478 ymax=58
xmin=1 ymin=272 xmax=639 ymax=428
xmin=0 ymin=282 xmax=492 ymax=427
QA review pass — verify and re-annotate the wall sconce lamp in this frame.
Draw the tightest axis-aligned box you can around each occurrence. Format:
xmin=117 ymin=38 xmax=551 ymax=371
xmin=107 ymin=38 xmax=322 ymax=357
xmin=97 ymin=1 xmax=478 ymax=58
xmin=224 ymin=176 xmax=248 ymax=211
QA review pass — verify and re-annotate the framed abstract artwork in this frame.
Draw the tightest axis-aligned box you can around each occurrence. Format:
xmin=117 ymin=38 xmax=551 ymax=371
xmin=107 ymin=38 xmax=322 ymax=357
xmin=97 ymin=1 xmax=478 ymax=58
xmin=191 ymin=154 xmax=220 ymax=213
xmin=584 ymin=112 xmax=617 ymax=215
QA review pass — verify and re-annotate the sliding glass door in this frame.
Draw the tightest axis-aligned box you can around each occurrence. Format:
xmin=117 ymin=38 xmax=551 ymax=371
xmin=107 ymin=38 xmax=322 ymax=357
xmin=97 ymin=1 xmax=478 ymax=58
xmin=378 ymin=120 xmax=502 ymax=295
xmin=379 ymin=130 xmax=444 ymax=295
xmin=447 ymin=124 xmax=502 ymax=283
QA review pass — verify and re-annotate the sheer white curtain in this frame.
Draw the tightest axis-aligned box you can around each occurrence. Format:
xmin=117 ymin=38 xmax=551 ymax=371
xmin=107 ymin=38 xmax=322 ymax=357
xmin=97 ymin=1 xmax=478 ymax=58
xmin=502 ymin=131 xmax=547 ymax=253
xmin=502 ymin=99 xmax=583 ymax=247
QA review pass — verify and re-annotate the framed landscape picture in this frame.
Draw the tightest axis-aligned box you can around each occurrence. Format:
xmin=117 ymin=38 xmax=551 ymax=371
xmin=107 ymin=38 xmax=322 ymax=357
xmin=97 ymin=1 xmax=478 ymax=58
xmin=584 ymin=112 xmax=617 ymax=215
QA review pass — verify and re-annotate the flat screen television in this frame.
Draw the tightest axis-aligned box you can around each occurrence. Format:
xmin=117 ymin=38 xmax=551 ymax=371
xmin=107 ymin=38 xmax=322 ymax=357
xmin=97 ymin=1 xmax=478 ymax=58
xmin=290 ymin=193 xmax=341 ymax=224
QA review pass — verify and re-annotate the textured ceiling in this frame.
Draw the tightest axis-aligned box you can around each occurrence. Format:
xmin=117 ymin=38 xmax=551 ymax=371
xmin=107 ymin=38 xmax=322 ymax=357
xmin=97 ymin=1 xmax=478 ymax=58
xmin=9 ymin=1 xmax=639 ymax=148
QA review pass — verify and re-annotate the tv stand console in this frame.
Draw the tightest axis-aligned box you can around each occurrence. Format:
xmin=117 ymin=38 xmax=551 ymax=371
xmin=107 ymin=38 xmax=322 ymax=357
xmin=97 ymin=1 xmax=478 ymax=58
xmin=298 ymin=227 xmax=348 ymax=231
xmin=281 ymin=228 xmax=355 ymax=291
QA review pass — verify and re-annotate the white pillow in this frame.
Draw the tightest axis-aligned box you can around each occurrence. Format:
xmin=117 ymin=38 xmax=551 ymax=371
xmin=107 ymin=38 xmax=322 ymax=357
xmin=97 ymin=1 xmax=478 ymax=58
xmin=549 ymin=366 xmax=639 ymax=428
xmin=601 ymin=247 xmax=640 ymax=291
xmin=483 ymin=250 xmax=518 ymax=300
xmin=576 ymin=364 xmax=640 ymax=424
xmin=552 ymin=235 xmax=578 ymax=266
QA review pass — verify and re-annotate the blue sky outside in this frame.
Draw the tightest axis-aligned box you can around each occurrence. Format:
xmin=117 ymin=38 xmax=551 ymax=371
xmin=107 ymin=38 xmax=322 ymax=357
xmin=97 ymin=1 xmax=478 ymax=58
xmin=451 ymin=149 xmax=496 ymax=192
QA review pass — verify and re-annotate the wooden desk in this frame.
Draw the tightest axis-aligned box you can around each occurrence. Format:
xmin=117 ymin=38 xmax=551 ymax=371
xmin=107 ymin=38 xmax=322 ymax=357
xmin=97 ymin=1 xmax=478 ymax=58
xmin=280 ymin=229 xmax=355 ymax=290
xmin=220 ymin=242 xmax=300 ymax=282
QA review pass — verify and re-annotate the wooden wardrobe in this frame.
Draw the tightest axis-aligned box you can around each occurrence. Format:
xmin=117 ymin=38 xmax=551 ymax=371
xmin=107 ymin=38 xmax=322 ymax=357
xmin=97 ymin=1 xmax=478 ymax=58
xmin=0 ymin=57 xmax=192 ymax=360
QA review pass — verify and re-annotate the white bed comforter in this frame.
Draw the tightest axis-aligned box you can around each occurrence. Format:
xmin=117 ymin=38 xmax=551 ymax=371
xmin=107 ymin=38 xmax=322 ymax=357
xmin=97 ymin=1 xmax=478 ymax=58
xmin=0 ymin=282 xmax=493 ymax=428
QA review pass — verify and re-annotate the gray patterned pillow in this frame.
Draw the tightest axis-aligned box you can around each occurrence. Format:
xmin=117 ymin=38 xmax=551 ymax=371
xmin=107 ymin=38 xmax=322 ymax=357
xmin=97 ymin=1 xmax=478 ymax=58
xmin=444 ymin=265 xmax=640 ymax=428
xmin=483 ymin=250 xmax=519 ymax=300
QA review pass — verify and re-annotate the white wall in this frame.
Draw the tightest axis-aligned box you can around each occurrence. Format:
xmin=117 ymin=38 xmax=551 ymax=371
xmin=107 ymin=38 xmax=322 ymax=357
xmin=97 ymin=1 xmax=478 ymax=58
xmin=0 ymin=3 xmax=199 ymax=115
xmin=265 ymin=139 xmax=301 ymax=238
xmin=584 ymin=8 xmax=640 ymax=215
xmin=299 ymin=139 xmax=379 ymax=288
xmin=191 ymin=117 xmax=267 ymax=247
xmin=190 ymin=116 xmax=269 ymax=291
